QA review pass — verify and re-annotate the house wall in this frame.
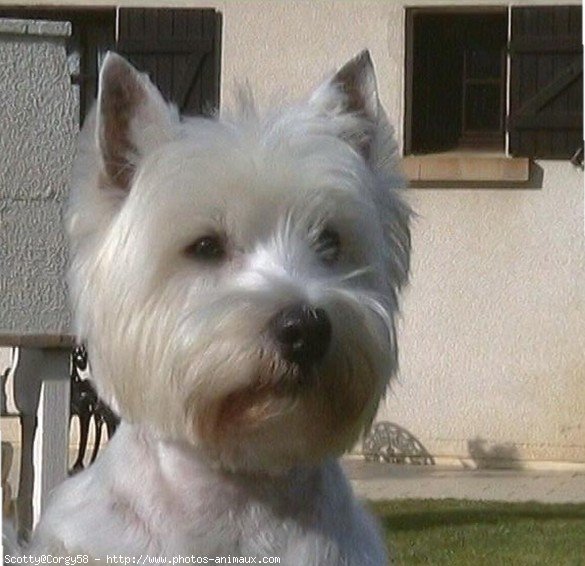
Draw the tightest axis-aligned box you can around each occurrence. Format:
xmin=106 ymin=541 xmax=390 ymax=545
xmin=2 ymin=0 xmax=583 ymax=467
xmin=0 ymin=19 xmax=77 ymax=339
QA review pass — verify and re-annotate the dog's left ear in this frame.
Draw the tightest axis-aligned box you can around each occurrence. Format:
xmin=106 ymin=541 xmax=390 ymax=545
xmin=96 ymin=52 xmax=176 ymax=191
xmin=309 ymin=50 xmax=379 ymax=159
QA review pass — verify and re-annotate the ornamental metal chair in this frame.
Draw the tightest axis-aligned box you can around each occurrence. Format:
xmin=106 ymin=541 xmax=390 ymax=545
xmin=69 ymin=346 xmax=119 ymax=475
xmin=362 ymin=421 xmax=435 ymax=466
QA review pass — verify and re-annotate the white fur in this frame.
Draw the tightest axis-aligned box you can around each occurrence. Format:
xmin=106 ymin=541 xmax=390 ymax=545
xmin=31 ymin=424 xmax=387 ymax=564
xmin=26 ymin=51 xmax=409 ymax=564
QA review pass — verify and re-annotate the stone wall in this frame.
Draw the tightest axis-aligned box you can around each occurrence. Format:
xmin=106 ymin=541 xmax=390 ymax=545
xmin=0 ymin=19 xmax=77 ymax=339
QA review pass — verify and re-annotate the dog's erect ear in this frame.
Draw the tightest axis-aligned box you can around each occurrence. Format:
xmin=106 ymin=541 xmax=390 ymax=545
xmin=311 ymin=51 xmax=411 ymax=291
xmin=96 ymin=52 xmax=175 ymax=190
xmin=309 ymin=50 xmax=379 ymax=159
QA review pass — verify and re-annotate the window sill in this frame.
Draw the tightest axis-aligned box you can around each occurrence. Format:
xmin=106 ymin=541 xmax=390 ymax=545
xmin=402 ymin=152 xmax=530 ymax=186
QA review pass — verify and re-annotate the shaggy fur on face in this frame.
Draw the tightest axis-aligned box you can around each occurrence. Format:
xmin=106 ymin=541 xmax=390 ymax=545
xmin=27 ymin=50 xmax=410 ymax=564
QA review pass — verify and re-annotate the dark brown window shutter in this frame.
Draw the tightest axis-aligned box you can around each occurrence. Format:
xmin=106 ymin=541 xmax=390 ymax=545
xmin=117 ymin=8 xmax=221 ymax=115
xmin=75 ymin=14 xmax=116 ymax=121
xmin=509 ymin=6 xmax=583 ymax=159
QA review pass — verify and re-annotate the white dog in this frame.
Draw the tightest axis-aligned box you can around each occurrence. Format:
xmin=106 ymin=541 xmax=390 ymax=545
xmin=28 ymin=50 xmax=410 ymax=564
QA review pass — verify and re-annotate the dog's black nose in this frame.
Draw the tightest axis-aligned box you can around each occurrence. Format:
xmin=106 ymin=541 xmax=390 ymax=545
xmin=270 ymin=304 xmax=332 ymax=368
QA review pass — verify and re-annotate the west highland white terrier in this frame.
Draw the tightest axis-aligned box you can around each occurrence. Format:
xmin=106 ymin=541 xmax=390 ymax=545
xmin=28 ymin=50 xmax=410 ymax=564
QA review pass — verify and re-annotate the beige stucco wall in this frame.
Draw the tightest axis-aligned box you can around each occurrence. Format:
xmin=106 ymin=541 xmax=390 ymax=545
xmin=1 ymin=0 xmax=583 ymax=466
xmin=398 ymin=161 xmax=584 ymax=466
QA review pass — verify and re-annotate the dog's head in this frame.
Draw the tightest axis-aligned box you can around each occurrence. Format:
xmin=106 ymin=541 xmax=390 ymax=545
xmin=68 ymin=51 xmax=410 ymax=472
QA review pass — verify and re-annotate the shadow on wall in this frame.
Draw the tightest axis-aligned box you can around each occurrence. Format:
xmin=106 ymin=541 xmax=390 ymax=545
xmin=467 ymin=437 xmax=523 ymax=470
xmin=362 ymin=421 xmax=435 ymax=465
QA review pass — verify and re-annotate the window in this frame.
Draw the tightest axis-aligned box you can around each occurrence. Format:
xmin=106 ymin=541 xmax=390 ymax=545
xmin=404 ymin=5 xmax=583 ymax=164
xmin=406 ymin=9 xmax=507 ymax=154
xmin=0 ymin=7 xmax=222 ymax=122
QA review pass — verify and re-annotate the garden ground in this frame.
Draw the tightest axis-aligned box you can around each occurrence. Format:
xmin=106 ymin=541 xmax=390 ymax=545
xmin=342 ymin=460 xmax=585 ymax=564
xmin=371 ymin=499 xmax=585 ymax=565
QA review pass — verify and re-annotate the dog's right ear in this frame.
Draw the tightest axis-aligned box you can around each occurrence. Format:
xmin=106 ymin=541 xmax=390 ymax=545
xmin=96 ymin=52 xmax=176 ymax=191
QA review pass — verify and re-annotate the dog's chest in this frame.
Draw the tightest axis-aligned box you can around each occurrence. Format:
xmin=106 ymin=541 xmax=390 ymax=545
xmin=32 ymin=426 xmax=386 ymax=564
xmin=147 ymin=445 xmax=328 ymax=558
xmin=38 ymin=426 xmax=332 ymax=559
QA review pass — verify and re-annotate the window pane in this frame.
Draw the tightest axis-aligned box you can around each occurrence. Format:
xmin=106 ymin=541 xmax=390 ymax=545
xmin=465 ymin=84 xmax=501 ymax=131
xmin=406 ymin=10 xmax=508 ymax=153
xmin=467 ymin=49 xmax=502 ymax=79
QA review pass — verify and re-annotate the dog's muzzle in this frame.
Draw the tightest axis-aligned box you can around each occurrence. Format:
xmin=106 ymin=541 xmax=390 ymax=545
xmin=269 ymin=304 xmax=332 ymax=369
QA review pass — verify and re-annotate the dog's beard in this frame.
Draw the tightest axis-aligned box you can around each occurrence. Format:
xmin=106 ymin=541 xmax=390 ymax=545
xmin=83 ymin=273 xmax=396 ymax=473
xmin=175 ymin=288 xmax=397 ymax=472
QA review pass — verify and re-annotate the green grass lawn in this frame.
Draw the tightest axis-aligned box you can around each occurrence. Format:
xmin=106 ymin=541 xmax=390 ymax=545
xmin=370 ymin=499 xmax=585 ymax=565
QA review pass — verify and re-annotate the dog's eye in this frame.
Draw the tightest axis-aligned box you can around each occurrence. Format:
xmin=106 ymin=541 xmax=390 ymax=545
xmin=315 ymin=228 xmax=341 ymax=264
xmin=185 ymin=236 xmax=226 ymax=262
